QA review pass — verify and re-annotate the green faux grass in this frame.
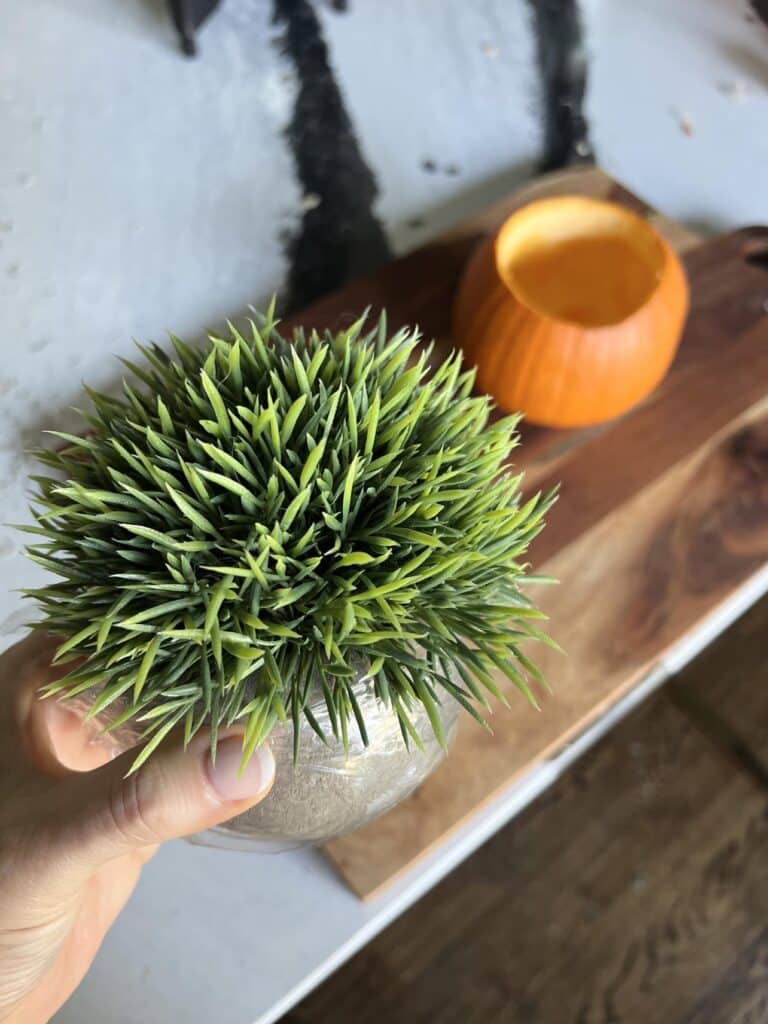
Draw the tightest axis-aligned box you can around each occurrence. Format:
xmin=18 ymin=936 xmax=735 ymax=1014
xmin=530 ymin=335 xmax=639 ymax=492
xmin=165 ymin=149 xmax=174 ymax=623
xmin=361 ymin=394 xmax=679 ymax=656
xmin=24 ymin=308 xmax=556 ymax=771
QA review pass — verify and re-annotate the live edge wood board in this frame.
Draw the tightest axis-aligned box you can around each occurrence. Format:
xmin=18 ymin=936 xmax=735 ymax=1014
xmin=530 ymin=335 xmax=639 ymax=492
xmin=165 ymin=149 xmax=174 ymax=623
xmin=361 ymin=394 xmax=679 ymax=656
xmin=286 ymin=167 xmax=768 ymax=901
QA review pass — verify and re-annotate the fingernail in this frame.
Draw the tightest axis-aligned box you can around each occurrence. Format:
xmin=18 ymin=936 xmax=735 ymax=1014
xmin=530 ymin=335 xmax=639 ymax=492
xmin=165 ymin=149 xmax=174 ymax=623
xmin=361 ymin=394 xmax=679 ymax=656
xmin=205 ymin=736 xmax=275 ymax=802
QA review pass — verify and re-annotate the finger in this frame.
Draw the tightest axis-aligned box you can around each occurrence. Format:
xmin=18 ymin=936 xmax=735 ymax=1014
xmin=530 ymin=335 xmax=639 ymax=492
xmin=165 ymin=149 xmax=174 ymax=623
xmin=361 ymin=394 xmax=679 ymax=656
xmin=42 ymin=729 xmax=275 ymax=877
xmin=0 ymin=630 xmax=60 ymax=707
xmin=0 ymin=630 xmax=70 ymax=775
xmin=40 ymin=700 xmax=121 ymax=772
xmin=1 ymin=632 xmax=123 ymax=777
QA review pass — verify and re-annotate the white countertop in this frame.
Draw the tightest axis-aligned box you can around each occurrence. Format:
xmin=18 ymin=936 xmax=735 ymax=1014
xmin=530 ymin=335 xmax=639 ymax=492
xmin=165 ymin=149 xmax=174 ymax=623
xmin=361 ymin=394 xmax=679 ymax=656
xmin=1 ymin=1 xmax=766 ymax=1021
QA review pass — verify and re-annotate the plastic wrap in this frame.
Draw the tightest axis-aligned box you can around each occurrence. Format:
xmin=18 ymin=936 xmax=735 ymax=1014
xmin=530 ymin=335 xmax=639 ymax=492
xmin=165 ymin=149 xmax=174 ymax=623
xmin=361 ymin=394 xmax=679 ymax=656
xmin=64 ymin=670 xmax=460 ymax=851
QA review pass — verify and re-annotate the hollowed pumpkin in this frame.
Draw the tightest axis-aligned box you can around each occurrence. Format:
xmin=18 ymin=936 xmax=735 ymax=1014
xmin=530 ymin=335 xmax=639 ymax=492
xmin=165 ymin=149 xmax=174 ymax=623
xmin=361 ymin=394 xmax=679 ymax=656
xmin=453 ymin=196 xmax=689 ymax=428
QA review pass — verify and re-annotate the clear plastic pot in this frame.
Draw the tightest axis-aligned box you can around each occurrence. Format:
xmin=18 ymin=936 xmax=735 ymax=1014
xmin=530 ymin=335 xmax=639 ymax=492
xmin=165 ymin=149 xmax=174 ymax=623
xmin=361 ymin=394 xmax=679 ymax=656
xmin=197 ymin=679 xmax=459 ymax=850
xmin=64 ymin=669 xmax=460 ymax=851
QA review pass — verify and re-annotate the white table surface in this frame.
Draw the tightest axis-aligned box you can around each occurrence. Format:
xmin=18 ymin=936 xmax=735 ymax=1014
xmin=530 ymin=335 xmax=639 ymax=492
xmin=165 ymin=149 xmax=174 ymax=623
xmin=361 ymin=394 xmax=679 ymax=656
xmin=0 ymin=1 xmax=766 ymax=1022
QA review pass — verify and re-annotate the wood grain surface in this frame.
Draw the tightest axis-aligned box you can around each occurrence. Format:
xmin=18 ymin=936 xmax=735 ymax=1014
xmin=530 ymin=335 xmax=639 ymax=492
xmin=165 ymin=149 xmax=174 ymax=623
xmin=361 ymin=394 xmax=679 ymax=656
xmin=285 ymin=597 xmax=768 ymax=1024
xmin=306 ymin=167 xmax=768 ymax=899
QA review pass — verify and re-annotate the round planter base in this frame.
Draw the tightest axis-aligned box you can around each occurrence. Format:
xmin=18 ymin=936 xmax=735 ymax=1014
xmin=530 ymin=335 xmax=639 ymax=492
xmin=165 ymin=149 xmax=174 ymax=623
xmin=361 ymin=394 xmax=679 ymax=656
xmin=189 ymin=691 xmax=460 ymax=850
xmin=62 ymin=673 xmax=460 ymax=850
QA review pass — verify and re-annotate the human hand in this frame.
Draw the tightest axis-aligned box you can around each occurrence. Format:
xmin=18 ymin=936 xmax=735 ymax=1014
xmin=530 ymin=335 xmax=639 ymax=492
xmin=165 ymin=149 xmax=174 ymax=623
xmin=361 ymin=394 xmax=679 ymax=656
xmin=0 ymin=631 xmax=275 ymax=1023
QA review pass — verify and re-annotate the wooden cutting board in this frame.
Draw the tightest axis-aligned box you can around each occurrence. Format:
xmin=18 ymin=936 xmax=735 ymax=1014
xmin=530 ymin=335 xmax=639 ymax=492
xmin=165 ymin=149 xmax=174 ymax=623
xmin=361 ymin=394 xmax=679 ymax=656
xmin=289 ymin=167 xmax=768 ymax=900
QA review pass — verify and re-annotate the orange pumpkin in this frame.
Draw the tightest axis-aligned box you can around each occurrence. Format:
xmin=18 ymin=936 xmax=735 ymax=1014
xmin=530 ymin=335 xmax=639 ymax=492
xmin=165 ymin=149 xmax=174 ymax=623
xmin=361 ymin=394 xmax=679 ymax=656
xmin=453 ymin=196 xmax=689 ymax=428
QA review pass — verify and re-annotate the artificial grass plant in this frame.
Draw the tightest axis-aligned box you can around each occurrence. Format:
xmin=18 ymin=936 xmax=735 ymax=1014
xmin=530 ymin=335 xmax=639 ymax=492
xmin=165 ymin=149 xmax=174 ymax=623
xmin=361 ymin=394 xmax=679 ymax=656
xmin=23 ymin=308 xmax=556 ymax=772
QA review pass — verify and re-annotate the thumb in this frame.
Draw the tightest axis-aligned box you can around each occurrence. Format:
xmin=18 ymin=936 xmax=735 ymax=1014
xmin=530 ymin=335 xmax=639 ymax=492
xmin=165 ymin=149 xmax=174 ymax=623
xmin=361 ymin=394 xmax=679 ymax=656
xmin=43 ymin=730 xmax=275 ymax=874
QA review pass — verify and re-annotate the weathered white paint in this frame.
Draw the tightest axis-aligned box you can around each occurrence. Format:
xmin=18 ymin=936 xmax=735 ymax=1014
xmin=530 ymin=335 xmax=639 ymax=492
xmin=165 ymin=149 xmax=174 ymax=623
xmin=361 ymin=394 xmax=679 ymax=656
xmin=589 ymin=0 xmax=768 ymax=230
xmin=0 ymin=0 xmax=298 ymax=615
xmin=316 ymin=0 xmax=541 ymax=253
xmin=0 ymin=1 xmax=766 ymax=1022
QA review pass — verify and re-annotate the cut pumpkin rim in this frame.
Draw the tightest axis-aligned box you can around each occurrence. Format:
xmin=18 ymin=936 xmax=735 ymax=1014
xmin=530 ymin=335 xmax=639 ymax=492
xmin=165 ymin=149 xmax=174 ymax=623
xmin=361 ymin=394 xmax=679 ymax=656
xmin=494 ymin=196 xmax=669 ymax=330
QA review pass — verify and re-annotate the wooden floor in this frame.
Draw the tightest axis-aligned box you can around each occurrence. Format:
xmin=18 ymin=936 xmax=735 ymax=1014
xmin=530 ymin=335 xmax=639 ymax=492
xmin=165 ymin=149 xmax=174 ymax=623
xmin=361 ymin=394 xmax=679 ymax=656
xmin=284 ymin=597 xmax=768 ymax=1024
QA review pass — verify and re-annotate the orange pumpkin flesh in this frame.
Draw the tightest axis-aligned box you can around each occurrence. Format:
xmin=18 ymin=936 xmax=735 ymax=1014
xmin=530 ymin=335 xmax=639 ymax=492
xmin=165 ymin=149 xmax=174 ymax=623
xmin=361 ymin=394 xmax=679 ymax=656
xmin=453 ymin=196 xmax=689 ymax=429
